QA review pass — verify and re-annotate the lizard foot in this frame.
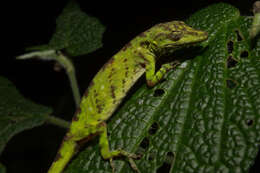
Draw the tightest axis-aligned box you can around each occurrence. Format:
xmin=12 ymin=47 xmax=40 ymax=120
xmin=108 ymin=150 xmax=141 ymax=173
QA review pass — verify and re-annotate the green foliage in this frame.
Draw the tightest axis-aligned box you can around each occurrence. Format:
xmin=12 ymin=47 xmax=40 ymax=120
xmin=0 ymin=163 xmax=6 ymax=173
xmin=62 ymin=3 xmax=260 ymax=173
xmin=29 ymin=0 xmax=105 ymax=57
xmin=0 ymin=77 xmax=52 ymax=154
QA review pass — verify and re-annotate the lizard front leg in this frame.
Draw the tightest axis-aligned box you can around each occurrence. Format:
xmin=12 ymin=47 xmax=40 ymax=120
xmin=136 ymin=47 xmax=179 ymax=87
xmin=146 ymin=61 xmax=179 ymax=87
xmin=97 ymin=122 xmax=141 ymax=173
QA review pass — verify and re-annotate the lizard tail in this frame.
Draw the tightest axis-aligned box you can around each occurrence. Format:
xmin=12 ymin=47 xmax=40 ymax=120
xmin=47 ymin=139 xmax=77 ymax=173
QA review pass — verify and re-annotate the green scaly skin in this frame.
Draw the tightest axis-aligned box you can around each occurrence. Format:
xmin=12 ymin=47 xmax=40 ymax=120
xmin=48 ymin=21 xmax=208 ymax=173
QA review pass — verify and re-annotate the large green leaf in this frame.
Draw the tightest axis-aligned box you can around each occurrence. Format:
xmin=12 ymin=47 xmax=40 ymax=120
xmin=63 ymin=3 xmax=260 ymax=173
xmin=0 ymin=77 xmax=52 ymax=154
xmin=30 ymin=0 xmax=105 ymax=57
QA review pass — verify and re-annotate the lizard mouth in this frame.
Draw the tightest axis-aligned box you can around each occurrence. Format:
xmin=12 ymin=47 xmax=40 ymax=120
xmin=164 ymin=40 xmax=203 ymax=48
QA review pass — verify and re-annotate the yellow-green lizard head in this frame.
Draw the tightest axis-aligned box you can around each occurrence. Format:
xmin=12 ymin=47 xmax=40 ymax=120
xmin=150 ymin=21 xmax=208 ymax=48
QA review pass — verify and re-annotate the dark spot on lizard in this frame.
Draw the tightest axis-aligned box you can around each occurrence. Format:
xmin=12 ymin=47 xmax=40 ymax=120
xmin=166 ymin=33 xmax=182 ymax=41
xmin=122 ymin=79 xmax=126 ymax=87
xmin=98 ymin=122 xmax=106 ymax=128
xmin=77 ymin=132 xmax=99 ymax=146
xmin=95 ymin=98 xmax=103 ymax=113
xmin=185 ymin=31 xmax=199 ymax=36
xmin=99 ymin=122 xmax=105 ymax=126
xmin=125 ymin=71 xmax=129 ymax=78
xmin=139 ymin=63 xmax=146 ymax=68
xmin=94 ymin=90 xmax=98 ymax=97
xmin=108 ymin=68 xmax=116 ymax=80
xmin=154 ymin=23 xmax=162 ymax=29
xmin=72 ymin=107 xmax=81 ymax=121
xmin=154 ymin=33 xmax=165 ymax=40
xmin=123 ymin=58 xmax=128 ymax=62
xmin=113 ymin=99 xmax=117 ymax=104
xmin=176 ymin=21 xmax=186 ymax=28
xmin=122 ymin=42 xmax=132 ymax=51
xmin=111 ymin=85 xmax=116 ymax=99
xmin=84 ymin=89 xmax=89 ymax=97
xmin=75 ymin=107 xmax=81 ymax=114
xmin=140 ymin=41 xmax=148 ymax=48
xmin=139 ymin=32 xmax=146 ymax=37
xmin=173 ymin=24 xmax=179 ymax=30
xmin=96 ymin=105 xmax=102 ymax=113
xmin=101 ymin=57 xmax=115 ymax=71
xmin=89 ymin=81 xmax=94 ymax=87
xmin=182 ymin=26 xmax=187 ymax=31
xmin=54 ymin=152 xmax=62 ymax=162
xmin=63 ymin=134 xmax=72 ymax=141
xmin=108 ymin=74 xmax=113 ymax=80
xmin=138 ymin=52 xmax=148 ymax=62
xmin=72 ymin=115 xmax=79 ymax=121
xmin=161 ymin=24 xmax=172 ymax=31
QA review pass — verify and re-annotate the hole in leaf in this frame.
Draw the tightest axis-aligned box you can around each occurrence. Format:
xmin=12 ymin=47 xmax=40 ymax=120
xmin=149 ymin=122 xmax=159 ymax=135
xmin=140 ymin=137 xmax=150 ymax=150
xmin=167 ymin=151 xmax=174 ymax=158
xmin=165 ymin=152 xmax=175 ymax=163
xmin=148 ymin=155 xmax=153 ymax=161
xmin=153 ymin=88 xmax=165 ymax=97
xmin=148 ymin=152 xmax=156 ymax=161
xmin=156 ymin=162 xmax=171 ymax=173
xmin=246 ymin=119 xmax=254 ymax=126
xmin=227 ymin=56 xmax=238 ymax=68
xmin=240 ymin=51 xmax=249 ymax=58
xmin=107 ymin=131 xmax=111 ymax=136
xmin=235 ymin=30 xmax=243 ymax=41
xmin=227 ymin=41 xmax=234 ymax=54
xmin=226 ymin=79 xmax=237 ymax=89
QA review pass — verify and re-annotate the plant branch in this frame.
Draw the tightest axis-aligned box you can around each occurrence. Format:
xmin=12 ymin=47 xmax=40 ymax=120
xmin=17 ymin=50 xmax=81 ymax=107
xmin=45 ymin=115 xmax=70 ymax=129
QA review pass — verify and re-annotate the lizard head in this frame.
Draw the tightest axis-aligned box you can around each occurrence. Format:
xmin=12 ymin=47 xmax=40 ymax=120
xmin=150 ymin=21 xmax=208 ymax=49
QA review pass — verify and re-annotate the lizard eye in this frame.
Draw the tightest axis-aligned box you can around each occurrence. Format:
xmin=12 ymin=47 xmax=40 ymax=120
xmin=169 ymin=32 xmax=182 ymax=41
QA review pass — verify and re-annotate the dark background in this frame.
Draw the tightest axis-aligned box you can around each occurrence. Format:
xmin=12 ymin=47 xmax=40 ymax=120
xmin=0 ymin=0 xmax=259 ymax=172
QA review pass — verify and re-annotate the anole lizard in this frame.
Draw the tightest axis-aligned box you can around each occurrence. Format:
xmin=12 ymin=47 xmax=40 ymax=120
xmin=48 ymin=21 xmax=208 ymax=173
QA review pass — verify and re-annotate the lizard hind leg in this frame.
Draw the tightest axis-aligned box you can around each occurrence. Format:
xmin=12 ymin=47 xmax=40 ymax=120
xmin=98 ymin=122 xmax=141 ymax=173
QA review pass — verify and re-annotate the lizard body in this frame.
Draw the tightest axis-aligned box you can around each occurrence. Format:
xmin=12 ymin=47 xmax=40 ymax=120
xmin=48 ymin=21 xmax=208 ymax=173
